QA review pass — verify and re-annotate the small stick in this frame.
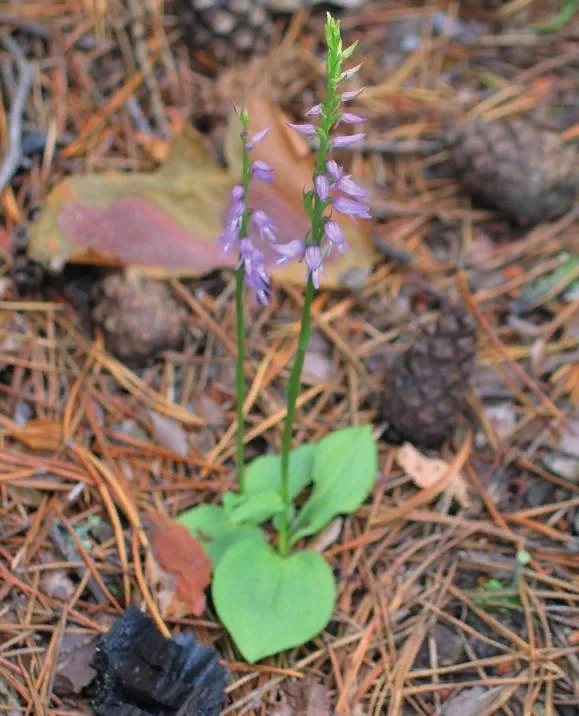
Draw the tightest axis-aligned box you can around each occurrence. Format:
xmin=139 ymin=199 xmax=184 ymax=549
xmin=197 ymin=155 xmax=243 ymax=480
xmin=0 ymin=34 xmax=33 ymax=193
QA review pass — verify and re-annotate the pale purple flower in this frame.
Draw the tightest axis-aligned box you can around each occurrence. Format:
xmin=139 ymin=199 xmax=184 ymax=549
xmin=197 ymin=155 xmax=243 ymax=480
xmin=324 ymin=220 xmax=349 ymax=254
xmin=251 ymin=210 xmax=277 ymax=242
xmin=305 ymin=104 xmax=322 ymax=117
xmin=304 ymin=245 xmax=325 ymax=289
xmin=287 ymin=122 xmax=317 ymax=136
xmin=252 ymin=160 xmax=274 ymax=183
xmin=273 ymin=239 xmax=305 ymax=265
xmin=326 ymin=160 xmax=344 ymax=183
xmin=340 ymin=112 xmax=365 ymax=125
xmin=333 ymin=195 xmax=371 ymax=219
xmin=231 ymin=184 xmax=244 ymax=201
xmin=331 ymin=132 xmax=365 ymax=149
xmin=219 ymin=190 xmax=246 ymax=254
xmin=315 ymin=174 xmax=329 ymax=201
xmin=335 ymin=174 xmax=369 ymax=202
xmin=341 ymin=89 xmax=363 ymax=102
xmin=219 ymin=223 xmax=240 ymax=255
xmin=239 ymin=238 xmax=270 ymax=304
xmin=246 ymin=126 xmax=270 ymax=150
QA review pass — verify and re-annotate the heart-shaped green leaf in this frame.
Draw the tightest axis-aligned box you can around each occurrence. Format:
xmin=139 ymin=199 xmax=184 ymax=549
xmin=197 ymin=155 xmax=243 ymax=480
xmin=222 ymin=489 xmax=285 ymax=525
xmin=244 ymin=444 xmax=314 ymax=498
xmin=212 ymin=540 xmax=335 ymax=663
xmin=177 ymin=504 xmax=263 ymax=567
xmin=290 ymin=424 xmax=377 ymax=545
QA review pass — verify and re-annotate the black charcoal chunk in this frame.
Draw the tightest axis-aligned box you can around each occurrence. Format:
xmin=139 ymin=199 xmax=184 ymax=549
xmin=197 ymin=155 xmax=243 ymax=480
xmin=89 ymin=606 xmax=227 ymax=716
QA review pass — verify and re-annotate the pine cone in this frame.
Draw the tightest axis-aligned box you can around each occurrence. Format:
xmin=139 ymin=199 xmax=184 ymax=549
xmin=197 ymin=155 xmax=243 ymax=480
xmin=381 ymin=303 xmax=477 ymax=448
xmin=177 ymin=0 xmax=273 ymax=66
xmin=445 ymin=119 xmax=578 ymax=226
xmin=91 ymin=274 xmax=187 ymax=367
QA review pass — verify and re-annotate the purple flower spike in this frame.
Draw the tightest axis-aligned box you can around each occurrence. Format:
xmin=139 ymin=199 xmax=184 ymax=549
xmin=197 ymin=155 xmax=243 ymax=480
xmin=331 ymin=132 xmax=365 ymax=149
xmin=304 ymin=245 xmax=325 ymax=289
xmin=336 ymin=175 xmax=369 ymax=202
xmin=324 ymin=220 xmax=349 ymax=254
xmin=252 ymin=160 xmax=274 ymax=183
xmin=273 ymin=239 xmax=305 ymax=265
xmin=286 ymin=122 xmax=317 ymax=136
xmin=340 ymin=112 xmax=365 ymax=125
xmin=251 ymin=210 xmax=277 ymax=242
xmin=246 ymin=126 xmax=271 ymax=150
xmin=327 ymin=160 xmax=344 ymax=183
xmin=305 ymin=104 xmax=322 ymax=117
xmin=315 ymin=174 xmax=329 ymax=201
xmin=334 ymin=195 xmax=371 ymax=219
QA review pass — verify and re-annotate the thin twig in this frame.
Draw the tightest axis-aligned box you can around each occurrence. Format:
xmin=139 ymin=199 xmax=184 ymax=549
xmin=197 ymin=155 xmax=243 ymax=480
xmin=0 ymin=34 xmax=33 ymax=193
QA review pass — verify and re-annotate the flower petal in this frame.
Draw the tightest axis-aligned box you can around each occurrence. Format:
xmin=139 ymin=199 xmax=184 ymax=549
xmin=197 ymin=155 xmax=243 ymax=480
xmin=305 ymin=104 xmax=322 ymax=117
xmin=341 ymin=89 xmax=363 ymax=102
xmin=273 ymin=239 xmax=304 ymax=265
xmin=326 ymin=160 xmax=344 ymax=183
xmin=340 ymin=112 xmax=365 ymax=125
xmin=324 ymin=220 xmax=349 ymax=254
xmin=286 ymin=122 xmax=317 ymax=136
xmin=304 ymin=245 xmax=324 ymax=289
xmin=252 ymin=160 xmax=274 ymax=183
xmin=336 ymin=175 xmax=369 ymax=201
xmin=333 ymin=195 xmax=371 ymax=219
xmin=315 ymin=174 xmax=329 ymax=201
xmin=246 ymin=126 xmax=271 ymax=150
xmin=331 ymin=132 xmax=365 ymax=149
xmin=251 ymin=210 xmax=277 ymax=241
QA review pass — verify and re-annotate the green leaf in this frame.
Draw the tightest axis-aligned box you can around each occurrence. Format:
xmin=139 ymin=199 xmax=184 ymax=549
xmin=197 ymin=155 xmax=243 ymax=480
xmin=177 ymin=504 xmax=263 ymax=567
xmin=289 ymin=425 xmax=377 ymax=545
xmin=213 ymin=540 xmax=335 ymax=662
xmin=244 ymin=444 xmax=314 ymax=499
xmin=222 ymin=490 xmax=285 ymax=525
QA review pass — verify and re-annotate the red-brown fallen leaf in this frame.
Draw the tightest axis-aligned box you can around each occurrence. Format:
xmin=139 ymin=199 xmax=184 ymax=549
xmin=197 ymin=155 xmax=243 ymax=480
xmin=141 ymin=511 xmax=211 ymax=617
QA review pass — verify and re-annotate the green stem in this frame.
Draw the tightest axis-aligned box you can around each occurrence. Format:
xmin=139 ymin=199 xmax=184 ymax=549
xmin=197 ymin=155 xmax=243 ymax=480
xmin=277 ymin=278 xmax=315 ymax=556
xmin=235 ymin=266 xmax=246 ymax=491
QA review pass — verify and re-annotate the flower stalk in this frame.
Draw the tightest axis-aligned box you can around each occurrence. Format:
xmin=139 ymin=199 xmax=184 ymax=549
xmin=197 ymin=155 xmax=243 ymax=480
xmin=220 ymin=13 xmax=370 ymax=558
xmin=277 ymin=13 xmax=366 ymax=555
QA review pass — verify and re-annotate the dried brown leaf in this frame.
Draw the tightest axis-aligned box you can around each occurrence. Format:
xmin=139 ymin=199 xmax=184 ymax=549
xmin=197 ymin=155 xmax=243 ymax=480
xmin=396 ymin=442 xmax=470 ymax=508
xmin=142 ymin=511 xmax=212 ymax=617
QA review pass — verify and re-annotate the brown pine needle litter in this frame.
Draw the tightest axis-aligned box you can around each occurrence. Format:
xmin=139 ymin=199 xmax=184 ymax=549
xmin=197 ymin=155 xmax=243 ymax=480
xmin=0 ymin=0 xmax=578 ymax=714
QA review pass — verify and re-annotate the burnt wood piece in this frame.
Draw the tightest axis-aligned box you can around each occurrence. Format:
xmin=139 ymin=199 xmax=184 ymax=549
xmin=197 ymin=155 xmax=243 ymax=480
xmin=89 ymin=606 xmax=227 ymax=716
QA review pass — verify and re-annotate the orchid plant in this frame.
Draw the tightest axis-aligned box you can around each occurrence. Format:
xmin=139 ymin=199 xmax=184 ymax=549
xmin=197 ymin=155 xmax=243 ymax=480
xmin=179 ymin=14 xmax=378 ymax=663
